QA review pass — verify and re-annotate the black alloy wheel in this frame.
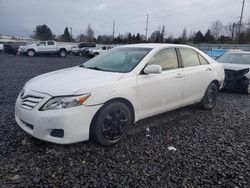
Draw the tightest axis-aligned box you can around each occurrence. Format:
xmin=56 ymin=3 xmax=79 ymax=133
xmin=91 ymin=102 xmax=132 ymax=146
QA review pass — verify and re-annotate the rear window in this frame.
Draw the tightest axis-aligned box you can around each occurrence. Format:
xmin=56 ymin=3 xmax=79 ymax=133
xmin=47 ymin=41 xmax=55 ymax=45
xmin=179 ymin=48 xmax=200 ymax=67
xmin=198 ymin=54 xmax=209 ymax=65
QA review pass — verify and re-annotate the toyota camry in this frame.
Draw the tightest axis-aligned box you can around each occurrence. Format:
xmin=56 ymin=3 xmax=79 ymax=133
xmin=15 ymin=44 xmax=225 ymax=146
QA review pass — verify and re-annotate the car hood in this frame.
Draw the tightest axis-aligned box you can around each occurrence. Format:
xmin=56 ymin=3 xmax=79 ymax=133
xmin=25 ymin=66 xmax=124 ymax=96
xmin=222 ymin=63 xmax=250 ymax=71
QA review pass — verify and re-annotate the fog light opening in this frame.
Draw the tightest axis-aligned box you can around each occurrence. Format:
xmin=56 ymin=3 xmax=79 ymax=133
xmin=50 ymin=129 xmax=64 ymax=138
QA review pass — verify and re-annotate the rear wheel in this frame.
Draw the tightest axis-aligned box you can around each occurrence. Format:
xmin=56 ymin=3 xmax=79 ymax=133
xmin=27 ymin=49 xmax=35 ymax=57
xmin=199 ymin=83 xmax=218 ymax=110
xmin=90 ymin=102 xmax=132 ymax=146
xmin=93 ymin=52 xmax=99 ymax=57
xmin=59 ymin=49 xmax=67 ymax=57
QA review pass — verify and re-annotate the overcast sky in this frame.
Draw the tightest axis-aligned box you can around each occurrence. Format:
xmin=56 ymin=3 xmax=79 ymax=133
xmin=0 ymin=0 xmax=249 ymax=38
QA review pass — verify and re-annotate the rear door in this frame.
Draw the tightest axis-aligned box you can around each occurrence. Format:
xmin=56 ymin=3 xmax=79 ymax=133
xmin=178 ymin=48 xmax=212 ymax=105
xmin=46 ymin=41 xmax=57 ymax=53
xmin=137 ymin=47 xmax=184 ymax=119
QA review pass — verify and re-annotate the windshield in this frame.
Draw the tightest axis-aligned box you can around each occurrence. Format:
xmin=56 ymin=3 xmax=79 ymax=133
xmin=217 ymin=53 xmax=250 ymax=65
xmin=83 ymin=47 xmax=152 ymax=73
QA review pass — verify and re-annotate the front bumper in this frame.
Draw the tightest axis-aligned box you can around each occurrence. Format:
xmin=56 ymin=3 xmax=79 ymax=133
xmin=224 ymin=69 xmax=249 ymax=92
xmin=15 ymin=90 xmax=102 ymax=144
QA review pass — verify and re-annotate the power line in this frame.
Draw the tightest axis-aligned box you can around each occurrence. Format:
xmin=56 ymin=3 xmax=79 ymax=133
xmin=118 ymin=0 xmax=237 ymax=24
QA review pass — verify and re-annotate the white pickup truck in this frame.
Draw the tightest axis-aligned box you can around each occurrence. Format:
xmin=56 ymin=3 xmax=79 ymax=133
xmin=21 ymin=41 xmax=72 ymax=57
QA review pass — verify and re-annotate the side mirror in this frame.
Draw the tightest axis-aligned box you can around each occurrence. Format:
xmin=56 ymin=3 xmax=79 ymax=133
xmin=144 ymin=64 xmax=162 ymax=74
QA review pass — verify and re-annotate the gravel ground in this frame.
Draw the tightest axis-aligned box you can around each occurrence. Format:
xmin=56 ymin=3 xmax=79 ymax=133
xmin=0 ymin=52 xmax=250 ymax=187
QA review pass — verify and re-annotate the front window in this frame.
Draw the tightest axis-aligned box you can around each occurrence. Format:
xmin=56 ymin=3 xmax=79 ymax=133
xmin=37 ymin=42 xmax=46 ymax=46
xmin=83 ymin=47 xmax=152 ymax=73
xmin=148 ymin=48 xmax=179 ymax=71
xmin=216 ymin=53 xmax=250 ymax=65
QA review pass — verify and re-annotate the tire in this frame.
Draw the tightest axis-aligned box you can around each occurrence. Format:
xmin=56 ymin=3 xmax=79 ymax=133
xmin=27 ymin=49 xmax=35 ymax=57
xmin=93 ymin=52 xmax=99 ymax=57
xmin=199 ymin=83 xmax=218 ymax=110
xmin=244 ymin=81 xmax=250 ymax=94
xmin=58 ymin=49 xmax=67 ymax=57
xmin=90 ymin=101 xmax=132 ymax=146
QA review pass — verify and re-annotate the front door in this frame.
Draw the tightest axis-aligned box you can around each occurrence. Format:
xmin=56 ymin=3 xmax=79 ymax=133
xmin=137 ymin=48 xmax=184 ymax=119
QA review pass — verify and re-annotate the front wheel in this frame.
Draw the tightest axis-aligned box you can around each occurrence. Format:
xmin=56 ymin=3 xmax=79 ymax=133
xmin=27 ymin=49 xmax=36 ymax=57
xmin=58 ymin=49 xmax=67 ymax=57
xmin=90 ymin=102 xmax=132 ymax=146
xmin=199 ymin=83 xmax=218 ymax=110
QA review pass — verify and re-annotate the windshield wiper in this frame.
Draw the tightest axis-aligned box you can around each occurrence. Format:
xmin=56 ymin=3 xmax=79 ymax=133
xmin=86 ymin=66 xmax=106 ymax=71
xmin=79 ymin=64 xmax=85 ymax=68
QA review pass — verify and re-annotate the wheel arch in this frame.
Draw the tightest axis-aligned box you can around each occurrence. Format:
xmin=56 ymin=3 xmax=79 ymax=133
xmin=26 ymin=48 xmax=36 ymax=52
xmin=211 ymin=79 xmax=220 ymax=89
xmin=59 ymin=48 xmax=67 ymax=52
xmin=89 ymin=97 xmax=136 ymax=139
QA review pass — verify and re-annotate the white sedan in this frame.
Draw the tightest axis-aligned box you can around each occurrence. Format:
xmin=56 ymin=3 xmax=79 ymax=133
xmin=15 ymin=44 xmax=224 ymax=146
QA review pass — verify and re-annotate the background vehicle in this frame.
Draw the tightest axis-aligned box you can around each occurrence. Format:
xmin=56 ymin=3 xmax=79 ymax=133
xmin=3 ymin=42 xmax=28 ymax=55
xmin=88 ymin=45 xmax=113 ymax=57
xmin=21 ymin=41 xmax=71 ymax=57
xmin=0 ymin=42 xmax=4 ymax=51
xmin=72 ymin=42 xmax=96 ymax=56
xmin=15 ymin=44 xmax=224 ymax=146
xmin=207 ymin=49 xmax=242 ymax=59
xmin=216 ymin=51 xmax=250 ymax=94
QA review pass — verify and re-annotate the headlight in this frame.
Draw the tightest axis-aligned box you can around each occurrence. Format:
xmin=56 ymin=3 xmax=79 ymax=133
xmin=40 ymin=94 xmax=90 ymax=111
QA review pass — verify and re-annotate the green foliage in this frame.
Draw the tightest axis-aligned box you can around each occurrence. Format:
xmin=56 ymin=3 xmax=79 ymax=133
xmin=59 ymin=27 xmax=74 ymax=42
xmin=193 ymin=31 xmax=205 ymax=44
xmin=33 ymin=24 xmax=54 ymax=40
xmin=204 ymin=29 xmax=214 ymax=43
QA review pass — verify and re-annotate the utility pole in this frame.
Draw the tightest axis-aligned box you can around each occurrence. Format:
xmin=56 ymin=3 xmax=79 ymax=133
xmin=238 ymin=0 xmax=245 ymax=42
xmin=232 ymin=23 xmax=235 ymax=40
xmin=112 ymin=21 xmax=115 ymax=42
xmin=70 ymin=27 xmax=72 ymax=38
xmin=145 ymin=14 xmax=149 ymax=41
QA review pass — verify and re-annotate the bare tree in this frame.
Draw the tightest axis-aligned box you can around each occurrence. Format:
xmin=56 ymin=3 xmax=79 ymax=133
xmin=76 ymin=34 xmax=87 ymax=42
xmin=160 ymin=25 xmax=166 ymax=42
xmin=211 ymin=20 xmax=224 ymax=40
xmin=86 ymin=24 xmax=95 ymax=42
xmin=181 ymin=28 xmax=187 ymax=42
xmin=225 ymin=23 xmax=235 ymax=38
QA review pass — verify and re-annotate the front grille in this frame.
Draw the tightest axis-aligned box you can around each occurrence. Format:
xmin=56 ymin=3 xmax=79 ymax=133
xmin=20 ymin=95 xmax=44 ymax=110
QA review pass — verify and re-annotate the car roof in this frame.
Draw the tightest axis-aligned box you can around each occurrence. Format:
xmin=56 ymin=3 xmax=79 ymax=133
xmin=118 ymin=43 xmax=196 ymax=50
xmin=226 ymin=51 xmax=250 ymax=55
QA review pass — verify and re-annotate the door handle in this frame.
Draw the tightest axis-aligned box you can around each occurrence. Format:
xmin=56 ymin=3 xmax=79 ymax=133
xmin=206 ymin=67 xmax=212 ymax=71
xmin=175 ymin=73 xmax=183 ymax=78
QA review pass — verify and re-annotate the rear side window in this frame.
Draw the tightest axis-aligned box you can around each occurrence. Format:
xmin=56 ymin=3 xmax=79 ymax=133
xmin=148 ymin=48 xmax=179 ymax=71
xmin=198 ymin=54 xmax=209 ymax=65
xmin=179 ymin=48 xmax=200 ymax=67
xmin=47 ymin=41 xmax=55 ymax=46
